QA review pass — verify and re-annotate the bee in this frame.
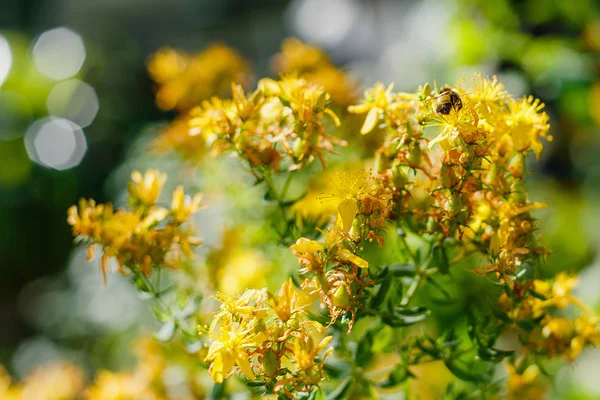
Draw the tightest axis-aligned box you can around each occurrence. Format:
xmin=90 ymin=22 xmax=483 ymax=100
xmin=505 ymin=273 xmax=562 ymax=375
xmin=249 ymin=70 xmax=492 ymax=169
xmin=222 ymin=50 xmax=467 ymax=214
xmin=434 ymin=87 xmax=463 ymax=115
xmin=422 ymin=86 xmax=464 ymax=116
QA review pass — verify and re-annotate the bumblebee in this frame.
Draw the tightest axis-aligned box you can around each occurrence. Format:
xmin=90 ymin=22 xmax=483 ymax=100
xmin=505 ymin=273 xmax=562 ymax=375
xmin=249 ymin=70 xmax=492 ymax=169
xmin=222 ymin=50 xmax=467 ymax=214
xmin=434 ymin=87 xmax=463 ymax=115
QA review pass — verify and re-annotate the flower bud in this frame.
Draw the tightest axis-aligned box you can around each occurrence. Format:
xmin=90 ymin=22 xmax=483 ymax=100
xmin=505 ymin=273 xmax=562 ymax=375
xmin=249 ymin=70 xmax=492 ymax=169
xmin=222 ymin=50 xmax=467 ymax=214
xmin=287 ymin=317 xmax=300 ymax=331
xmin=408 ymin=143 xmax=421 ymax=166
xmin=508 ymin=153 xmax=525 ymax=178
xmin=448 ymin=194 xmax=462 ymax=217
xmin=293 ymin=137 xmax=305 ymax=158
xmin=440 ymin=164 xmax=459 ymax=188
xmin=314 ymin=273 xmax=328 ymax=289
xmin=374 ymin=153 xmax=384 ymax=174
xmin=262 ymin=351 xmax=279 ymax=377
xmin=510 ymin=181 xmax=527 ymax=204
xmin=392 ymin=166 xmax=408 ymax=189
xmin=332 ymin=285 xmax=351 ymax=308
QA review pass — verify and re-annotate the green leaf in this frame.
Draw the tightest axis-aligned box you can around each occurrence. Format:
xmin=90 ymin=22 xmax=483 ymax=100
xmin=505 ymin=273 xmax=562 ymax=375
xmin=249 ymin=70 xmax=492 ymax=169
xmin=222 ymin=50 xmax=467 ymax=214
xmin=476 ymin=346 xmax=513 ymax=362
xmin=326 ymin=378 xmax=353 ymax=400
xmin=516 ymin=320 xmax=537 ymax=331
xmin=176 ymin=294 xmax=202 ymax=320
xmin=247 ymin=380 xmax=266 ymax=387
xmin=369 ymin=278 xmax=392 ymax=309
xmin=382 ymin=308 xmax=430 ymax=327
xmin=355 ymin=332 xmax=374 ymax=365
xmin=152 ymin=304 xmax=169 ymax=322
xmin=281 ymin=191 xmax=308 ymax=207
xmin=444 ymin=359 xmax=492 ymax=383
xmin=378 ymin=364 xmax=413 ymax=387
xmin=210 ymin=381 xmax=226 ymax=400
xmin=382 ymin=263 xmax=416 ymax=278
xmin=155 ymin=321 xmax=176 ymax=342
xmin=433 ymin=242 xmax=451 ymax=274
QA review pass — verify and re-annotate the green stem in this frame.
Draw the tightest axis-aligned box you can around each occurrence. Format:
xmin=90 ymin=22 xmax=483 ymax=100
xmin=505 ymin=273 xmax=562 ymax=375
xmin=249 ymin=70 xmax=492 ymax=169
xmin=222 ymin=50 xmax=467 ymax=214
xmin=262 ymin=169 xmax=292 ymax=221
xmin=280 ymin=171 xmax=294 ymax=201
xmin=400 ymin=250 xmax=433 ymax=307
xmin=399 ymin=234 xmax=419 ymax=267
xmin=135 ymin=267 xmax=168 ymax=311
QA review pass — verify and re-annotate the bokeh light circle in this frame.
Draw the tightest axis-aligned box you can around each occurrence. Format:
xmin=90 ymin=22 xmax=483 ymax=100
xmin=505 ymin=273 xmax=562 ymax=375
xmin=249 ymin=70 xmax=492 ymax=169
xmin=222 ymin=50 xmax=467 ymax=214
xmin=290 ymin=0 xmax=360 ymax=47
xmin=0 ymin=34 xmax=12 ymax=87
xmin=46 ymin=79 xmax=99 ymax=127
xmin=32 ymin=27 xmax=86 ymax=80
xmin=24 ymin=117 xmax=87 ymax=170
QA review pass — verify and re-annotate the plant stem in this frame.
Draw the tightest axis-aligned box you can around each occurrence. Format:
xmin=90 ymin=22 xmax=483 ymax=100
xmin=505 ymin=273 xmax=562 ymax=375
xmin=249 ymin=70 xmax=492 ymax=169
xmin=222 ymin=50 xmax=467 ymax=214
xmin=400 ymin=250 xmax=433 ymax=307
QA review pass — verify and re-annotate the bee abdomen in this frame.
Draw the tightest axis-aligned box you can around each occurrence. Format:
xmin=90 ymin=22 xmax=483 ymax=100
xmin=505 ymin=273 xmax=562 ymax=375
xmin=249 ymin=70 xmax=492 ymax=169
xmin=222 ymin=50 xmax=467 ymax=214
xmin=436 ymin=102 xmax=452 ymax=115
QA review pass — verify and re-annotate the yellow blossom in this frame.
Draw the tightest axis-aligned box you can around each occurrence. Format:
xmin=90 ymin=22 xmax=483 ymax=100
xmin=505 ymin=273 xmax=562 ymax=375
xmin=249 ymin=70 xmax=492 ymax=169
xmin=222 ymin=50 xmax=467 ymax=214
xmin=148 ymin=44 xmax=250 ymax=112
xmin=210 ymin=289 xmax=269 ymax=332
xmin=505 ymin=96 xmax=551 ymax=158
xmin=85 ymin=370 xmax=163 ymax=400
xmin=348 ymin=82 xmax=395 ymax=134
xmin=571 ymin=315 xmax=600 ymax=358
xmin=205 ymin=321 xmax=268 ymax=383
xmin=293 ymin=333 xmax=333 ymax=372
xmin=128 ymin=170 xmax=167 ymax=206
xmin=268 ymin=278 xmax=315 ymax=322
xmin=171 ymin=185 xmax=204 ymax=223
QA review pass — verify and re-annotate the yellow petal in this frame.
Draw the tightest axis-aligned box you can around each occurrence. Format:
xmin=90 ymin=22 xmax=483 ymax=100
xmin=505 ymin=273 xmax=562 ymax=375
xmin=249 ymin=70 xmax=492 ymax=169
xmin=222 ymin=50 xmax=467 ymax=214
xmin=291 ymin=238 xmax=325 ymax=253
xmin=361 ymin=107 xmax=380 ymax=135
xmin=324 ymin=108 xmax=341 ymax=127
xmin=347 ymin=103 xmax=371 ymax=114
xmin=210 ymin=353 xmax=225 ymax=383
xmin=205 ymin=341 xmax=225 ymax=362
xmin=336 ymin=248 xmax=369 ymax=269
xmin=338 ymin=199 xmax=358 ymax=233
xmin=235 ymin=352 xmax=256 ymax=380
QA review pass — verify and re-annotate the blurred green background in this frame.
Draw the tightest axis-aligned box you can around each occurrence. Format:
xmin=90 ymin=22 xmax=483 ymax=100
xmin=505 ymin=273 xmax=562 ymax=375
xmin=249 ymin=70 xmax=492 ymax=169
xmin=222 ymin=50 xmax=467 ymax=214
xmin=0 ymin=0 xmax=599 ymax=397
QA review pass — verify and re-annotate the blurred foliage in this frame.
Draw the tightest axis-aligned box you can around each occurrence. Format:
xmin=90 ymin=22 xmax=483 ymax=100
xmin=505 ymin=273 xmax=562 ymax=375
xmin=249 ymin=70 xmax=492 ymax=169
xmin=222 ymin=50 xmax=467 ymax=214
xmin=0 ymin=0 xmax=599 ymax=399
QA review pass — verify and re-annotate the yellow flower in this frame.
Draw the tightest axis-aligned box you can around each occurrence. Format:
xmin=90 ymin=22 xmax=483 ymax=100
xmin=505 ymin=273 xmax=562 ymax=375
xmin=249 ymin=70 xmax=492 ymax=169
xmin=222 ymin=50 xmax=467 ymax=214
xmin=19 ymin=362 xmax=85 ymax=400
xmin=85 ymin=370 xmax=162 ymax=400
xmin=210 ymin=289 xmax=269 ymax=332
xmin=268 ymin=278 xmax=314 ymax=322
xmin=128 ymin=170 xmax=167 ymax=206
xmin=336 ymin=248 xmax=368 ymax=269
xmin=427 ymin=100 xmax=491 ymax=151
xmin=571 ymin=314 xmax=600 ymax=358
xmin=153 ymin=116 xmax=206 ymax=161
xmin=68 ymin=170 xmax=203 ymax=281
xmin=147 ymin=47 xmax=188 ymax=84
xmin=505 ymin=96 xmax=551 ymax=158
xmin=542 ymin=317 xmax=573 ymax=339
xmin=506 ymin=363 xmax=546 ymax=400
xmin=148 ymin=44 xmax=250 ymax=112
xmin=293 ymin=333 xmax=333 ymax=372
xmin=290 ymin=237 xmax=326 ymax=272
xmin=273 ymin=38 xmax=331 ymax=75
xmin=348 ymin=82 xmax=395 ymax=134
xmin=533 ymin=273 xmax=579 ymax=310
xmin=205 ymin=321 xmax=268 ymax=383
xmin=170 ymin=186 xmax=204 ymax=223
xmin=273 ymin=38 xmax=357 ymax=106
xmin=291 ymin=230 xmax=369 ymax=272
xmin=318 ymin=169 xmax=372 ymax=233
xmin=464 ymin=74 xmax=508 ymax=122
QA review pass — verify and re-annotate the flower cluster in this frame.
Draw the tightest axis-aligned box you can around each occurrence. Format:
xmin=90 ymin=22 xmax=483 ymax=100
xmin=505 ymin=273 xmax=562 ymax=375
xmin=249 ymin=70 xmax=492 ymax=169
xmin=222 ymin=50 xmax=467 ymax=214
xmin=350 ymin=75 xmax=551 ymax=282
xmin=0 ymin=362 xmax=84 ymax=400
xmin=273 ymin=38 xmax=357 ymax=106
xmin=54 ymin=39 xmax=600 ymax=399
xmin=201 ymin=280 xmax=332 ymax=398
xmin=67 ymin=169 xmax=203 ymax=281
xmin=147 ymin=44 xmax=250 ymax=112
xmin=503 ymin=274 xmax=600 ymax=360
xmin=188 ymin=77 xmax=345 ymax=172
